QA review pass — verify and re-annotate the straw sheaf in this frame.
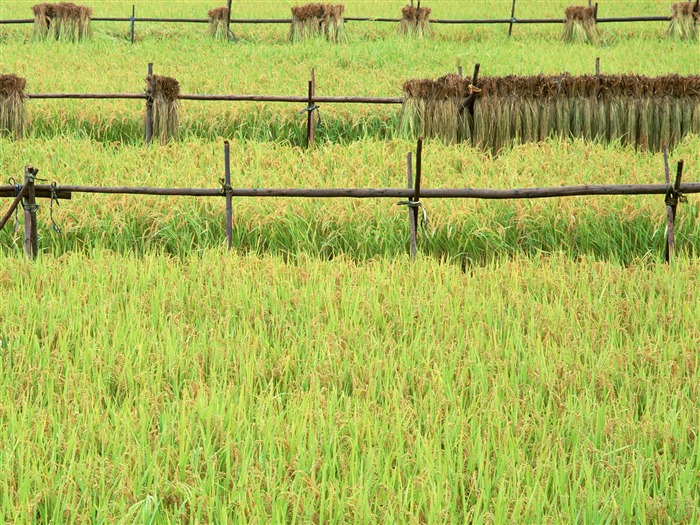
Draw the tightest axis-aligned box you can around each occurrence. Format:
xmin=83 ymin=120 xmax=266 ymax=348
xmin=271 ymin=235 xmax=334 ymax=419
xmin=565 ymin=5 xmax=596 ymax=21
xmin=401 ymin=6 xmax=431 ymax=21
xmin=671 ymin=2 xmax=699 ymax=17
xmin=208 ymin=6 xmax=229 ymax=20
xmin=291 ymin=4 xmax=345 ymax=22
xmin=0 ymin=74 xmax=27 ymax=97
xmin=402 ymin=74 xmax=475 ymax=100
xmin=148 ymin=75 xmax=180 ymax=101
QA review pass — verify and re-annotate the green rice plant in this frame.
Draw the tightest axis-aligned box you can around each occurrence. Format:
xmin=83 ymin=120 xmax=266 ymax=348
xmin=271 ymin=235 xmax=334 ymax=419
xmin=398 ymin=4 xmax=432 ymax=38
xmin=667 ymin=1 xmax=699 ymax=40
xmin=206 ymin=6 xmax=229 ymax=40
xmin=146 ymin=75 xmax=180 ymax=144
xmin=0 ymin=74 xmax=25 ymax=139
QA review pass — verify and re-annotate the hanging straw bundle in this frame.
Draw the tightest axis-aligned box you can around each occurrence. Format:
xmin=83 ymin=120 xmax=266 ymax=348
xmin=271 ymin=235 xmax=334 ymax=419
xmin=206 ymin=7 xmax=229 ymax=40
xmin=667 ymin=1 xmax=699 ymax=40
xmin=0 ymin=75 xmax=26 ymax=140
xmin=401 ymin=74 xmax=478 ymax=144
xmin=146 ymin=75 xmax=180 ymax=144
xmin=289 ymin=3 xmax=346 ymax=43
xmin=31 ymin=2 xmax=92 ymax=41
xmin=399 ymin=3 xmax=432 ymax=38
xmin=561 ymin=5 xmax=599 ymax=44
xmin=402 ymin=73 xmax=700 ymax=152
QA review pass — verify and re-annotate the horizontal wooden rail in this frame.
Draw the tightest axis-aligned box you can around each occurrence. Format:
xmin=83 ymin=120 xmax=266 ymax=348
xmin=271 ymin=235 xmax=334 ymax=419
xmin=2 ymin=183 xmax=698 ymax=200
xmin=25 ymin=93 xmax=404 ymax=104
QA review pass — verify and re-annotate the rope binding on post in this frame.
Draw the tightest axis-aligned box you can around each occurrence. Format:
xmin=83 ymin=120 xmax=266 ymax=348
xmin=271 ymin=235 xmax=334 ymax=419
xmin=299 ymin=103 xmax=322 ymax=128
xmin=396 ymin=199 xmax=431 ymax=232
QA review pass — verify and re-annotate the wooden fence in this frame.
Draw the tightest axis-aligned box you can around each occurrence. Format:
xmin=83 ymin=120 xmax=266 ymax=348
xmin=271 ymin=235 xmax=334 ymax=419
xmin=0 ymin=140 xmax=695 ymax=263
xmin=0 ymin=0 xmax=689 ymax=43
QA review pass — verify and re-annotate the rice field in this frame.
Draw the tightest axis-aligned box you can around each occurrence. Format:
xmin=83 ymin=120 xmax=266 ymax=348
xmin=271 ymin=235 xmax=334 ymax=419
xmin=1 ymin=1 xmax=700 ymax=523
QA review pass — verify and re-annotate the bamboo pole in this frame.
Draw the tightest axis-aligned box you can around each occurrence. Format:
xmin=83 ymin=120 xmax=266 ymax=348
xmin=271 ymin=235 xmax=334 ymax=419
xmin=508 ymin=0 xmax=517 ymax=36
xmin=25 ymin=93 xmax=404 ymax=104
xmin=410 ymin=138 xmax=423 ymax=259
xmin=307 ymin=68 xmax=316 ymax=149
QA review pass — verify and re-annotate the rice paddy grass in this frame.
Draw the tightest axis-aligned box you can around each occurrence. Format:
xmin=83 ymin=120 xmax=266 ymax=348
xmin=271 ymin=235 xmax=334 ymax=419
xmin=2 ymin=3 xmax=700 ymax=523
xmin=1 ymin=251 xmax=699 ymax=523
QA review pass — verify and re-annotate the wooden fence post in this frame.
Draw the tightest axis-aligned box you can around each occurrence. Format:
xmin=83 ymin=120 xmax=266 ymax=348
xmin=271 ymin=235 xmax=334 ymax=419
xmin=226 ymin=0 xmax=233 ymax=41
xmin=23 ymin=166 xmax=38 ymax=259
xmin=224 ymin=140 xmax=233 ymax=250
xmin=130 ymin=4 xmax=135 ymax=44
xmin=145 ymin=62 xmax=154 ymax=145
xmin=508 ymin=0 xmax=517 ymax=36
xmin=410 ymin=138 xmax=423 ymax=260
xmin=406 ymin=152 xmax=417 ymax=260
xmin=306 ymin=68 xmax=316 ymax=149
xmin=664 ymin=148 xmax=684 ymax=264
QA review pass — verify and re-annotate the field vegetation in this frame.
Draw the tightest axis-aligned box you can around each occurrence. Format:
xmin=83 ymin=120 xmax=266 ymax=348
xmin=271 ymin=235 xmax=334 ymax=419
xmin=1 ymin=1 xmax=700 ymax=523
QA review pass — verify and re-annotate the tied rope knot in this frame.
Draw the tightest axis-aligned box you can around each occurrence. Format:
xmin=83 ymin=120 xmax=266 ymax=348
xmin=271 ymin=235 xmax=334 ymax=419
xmin=397 ymin=199 xmax=431 ymax=232
xmin=219 ymin=178 xmax=233 ymax=195
xmin=665 ymin=184 xmax=687 ymax=207
xmin=299 ymin=104 xmax=322 ymax=129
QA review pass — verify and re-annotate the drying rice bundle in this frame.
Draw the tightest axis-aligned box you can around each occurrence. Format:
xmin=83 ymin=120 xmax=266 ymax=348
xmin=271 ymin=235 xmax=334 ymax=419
xmin=401 ymin=74 xmax=476 ymax=144
xmin=562 ymin=5 xmax=599 ymax=45
xmin=32 ymin=2 xmax=92 ymax=41
xmin=667 ymin=1 xmax=699 ymax=40
xmin=146 ymin=75 xmax=180 ymax=144
xmin=207 ymin=7 xmax=229 ymax=40
xmin=289 ymin=4 xmax=346 ymax=43
xmin=0 ymin=74 xmax=26 ymax=140
xmin=403 ymin=73 xmax=700 ymax=152
xmin=399 ymin=4 xmax=432 ymax=38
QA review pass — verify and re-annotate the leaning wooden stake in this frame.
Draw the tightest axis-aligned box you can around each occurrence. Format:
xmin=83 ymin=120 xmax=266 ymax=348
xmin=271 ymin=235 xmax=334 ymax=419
xmin=224 ymin=140 xmax=233 ymax=250
xmin=145 ymin=62 xmax=153 ymax=144
xmin=508 ymin=0 xmax=517 ymax=36
xmin=307 ymin=68 xmax=316 ymax=149
xmin=406 ymin=151 xmax=417 ymax=260
xmin=0 ymin=179 xmax=29 ymax=232
xmin=23 ymin=166 xmax=38 ymax=259
xmin=663 ymin=147 xmax=685 ymax=264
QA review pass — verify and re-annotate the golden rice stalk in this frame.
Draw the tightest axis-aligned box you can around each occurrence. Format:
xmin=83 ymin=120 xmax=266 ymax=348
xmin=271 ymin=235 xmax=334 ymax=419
xmin=667 ymin=1 xmax=699 ymax=41
xmin=562 ymin=6 xmax=599 ymax=45
xmin=207 ymin=7 xmax=229 ymax=40
xmin=147 ymin=75 xmax=180 ymax=144
xmin=0 ymin=74 xmax=26 ymax=140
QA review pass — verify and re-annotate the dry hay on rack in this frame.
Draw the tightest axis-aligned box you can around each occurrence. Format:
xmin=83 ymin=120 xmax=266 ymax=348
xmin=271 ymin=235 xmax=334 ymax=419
xmin=667 ymin=1 xmax=699 ymax=40
xmin=561 ymin=5 xmax=599 ymax=45
xmin=289 ymin=3 xmax=346 ymax=43
xmin=0 ymin=75 xmax=26 ymax=140
xmin=32 ymin=2 xmax=93 ymax=41
xmin=401 ymin=74 xmax=478 ymax=144
xmin=207 ymin=7 xmax=230 ymax=40
xmin=146 ymin=75 xmax=181 ymax=144
xmin=401 ymin=73 xmax=700 ymax=152
xmin=399 ymin=4 xmax=432 ymax=38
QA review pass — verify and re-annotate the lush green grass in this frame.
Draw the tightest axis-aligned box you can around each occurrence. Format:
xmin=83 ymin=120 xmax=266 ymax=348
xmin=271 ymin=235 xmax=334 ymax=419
xmin=2 ymin=136 xmax=699 ymax=262
xmin=1 ymin=251 xmax=699 ymax=524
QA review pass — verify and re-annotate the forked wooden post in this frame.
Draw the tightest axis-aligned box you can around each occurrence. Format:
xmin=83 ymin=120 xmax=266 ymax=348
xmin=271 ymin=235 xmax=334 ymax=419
xmin=23 ymin=166 xmax=38 ymax=259
xmin=307 ymin=68 xmax=316 ymax=149
xmin=130 ymin=5 xmax=135 ymax=44
xmin=224 ymin=140 xmax=233 ymax=250
xmin=145 ymin=62 xmax=154 ymax=144
xmin=508 ymin=0 xmax=517 ymax=36
xmin=406 ymin=152 xmax=417 ymax=260
xmin=226 ymin=0 xmax=233 ymax=41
